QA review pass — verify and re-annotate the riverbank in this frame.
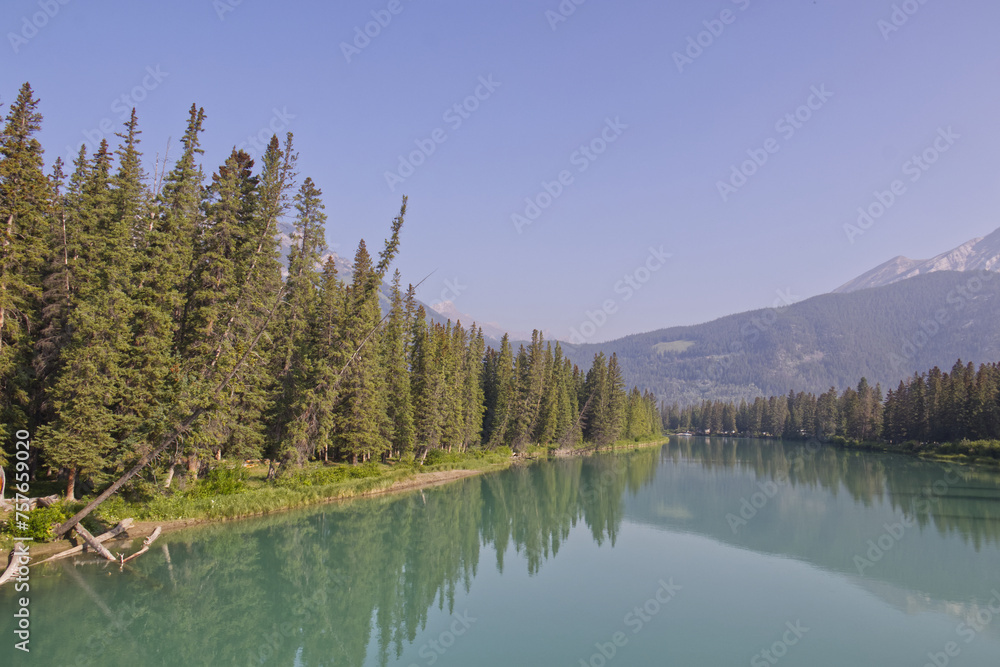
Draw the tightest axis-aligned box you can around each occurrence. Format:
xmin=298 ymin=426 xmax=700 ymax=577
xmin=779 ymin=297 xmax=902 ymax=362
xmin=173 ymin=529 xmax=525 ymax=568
xmin=552 ymin=436 xmax=670 ymax=457
xmin=663 ymin=430 xmax=1000 ymax=467
xmin=2 ymin=438 xmax=673 ymax=567
xmin=1 ymin=466 xmax=493 ymax=566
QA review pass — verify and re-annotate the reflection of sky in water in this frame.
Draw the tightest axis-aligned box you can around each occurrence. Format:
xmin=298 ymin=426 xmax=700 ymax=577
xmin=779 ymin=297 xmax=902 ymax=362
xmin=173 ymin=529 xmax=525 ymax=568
xmin=4 ymin=437 xmax=1000 ymax=666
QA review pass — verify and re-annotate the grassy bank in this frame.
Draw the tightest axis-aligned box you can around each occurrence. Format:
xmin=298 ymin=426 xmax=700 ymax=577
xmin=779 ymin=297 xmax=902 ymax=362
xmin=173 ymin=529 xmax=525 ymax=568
xmin=0 ymin=438 xmax=676 ymax=555
xmin=663 ymin=430 xmax=1000 ymax=466
xmin=824 ymin=435 xmax=1000 ymax=466
xmin=0 ymin=448 xmax=516 ymax=554
xmin=554 ymin=435 xmax=670 ymax=456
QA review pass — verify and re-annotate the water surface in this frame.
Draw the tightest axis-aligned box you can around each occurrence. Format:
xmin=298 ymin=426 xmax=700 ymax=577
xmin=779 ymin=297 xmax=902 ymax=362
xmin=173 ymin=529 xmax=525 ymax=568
xmin=4 ymin=437 xmax=1000 ymax=666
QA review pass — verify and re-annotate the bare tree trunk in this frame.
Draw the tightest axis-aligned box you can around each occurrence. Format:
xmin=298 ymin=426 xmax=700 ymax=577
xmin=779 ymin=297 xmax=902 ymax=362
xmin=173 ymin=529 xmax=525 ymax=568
xmin=163 ymin=463 xmax=175 ymax=489
xmin=65 ymin=467 xmax=77 ymax=502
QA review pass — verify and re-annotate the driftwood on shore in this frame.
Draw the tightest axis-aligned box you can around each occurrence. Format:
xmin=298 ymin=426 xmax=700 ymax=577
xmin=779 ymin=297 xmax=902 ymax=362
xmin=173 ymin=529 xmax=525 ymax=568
xmin=72 ymin=524 xmax=117 ymax=561
xmin=120 ymin=526 xmax=161 ymax=566
xmin=38 ymin=519 xmax=134 ymax=565
xmin=0 ymin=494 xmax=60 ymax=512
xmin=0 ymin=548 xmax=22 ymax=586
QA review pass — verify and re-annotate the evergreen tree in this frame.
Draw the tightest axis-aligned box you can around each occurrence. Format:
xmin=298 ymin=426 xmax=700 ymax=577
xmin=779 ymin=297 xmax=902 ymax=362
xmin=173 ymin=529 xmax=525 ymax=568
xmin=333 ymin=240 xmax=387 ymax=463
xmin=0 ymin=83 xmax=50 ymax=458
xmin=382 ymin=271 xmax=415 ymax=458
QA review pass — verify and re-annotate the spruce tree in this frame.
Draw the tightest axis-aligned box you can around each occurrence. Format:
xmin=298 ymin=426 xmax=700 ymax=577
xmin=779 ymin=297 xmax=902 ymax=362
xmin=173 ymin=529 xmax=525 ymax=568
xmin=383 ymin=270 xmax=415 ymax=458
xmin=333 ymin=240 xmax=387 ymax=463
xmin=0 ymin=83 xmax=50 ymax=459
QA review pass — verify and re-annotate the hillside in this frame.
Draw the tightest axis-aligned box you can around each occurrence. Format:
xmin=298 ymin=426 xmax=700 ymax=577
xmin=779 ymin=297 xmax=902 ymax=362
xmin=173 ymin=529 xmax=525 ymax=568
xmin=561 ymin=271 xmax=1000 ymax=404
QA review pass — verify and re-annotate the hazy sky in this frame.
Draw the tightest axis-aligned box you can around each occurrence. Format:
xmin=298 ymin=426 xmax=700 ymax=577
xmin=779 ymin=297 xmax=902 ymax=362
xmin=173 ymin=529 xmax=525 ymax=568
xmin=3 ymin=0 xmax=999 ymax=343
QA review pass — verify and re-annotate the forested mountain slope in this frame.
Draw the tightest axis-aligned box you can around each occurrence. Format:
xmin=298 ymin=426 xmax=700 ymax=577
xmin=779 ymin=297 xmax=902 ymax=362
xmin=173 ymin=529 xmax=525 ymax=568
xmin=562 ymin=271 xmax=1000 ymax=404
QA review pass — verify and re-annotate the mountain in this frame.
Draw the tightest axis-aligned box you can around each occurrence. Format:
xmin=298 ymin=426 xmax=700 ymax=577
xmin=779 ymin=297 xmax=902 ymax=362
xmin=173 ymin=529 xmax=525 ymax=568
xmin=561 ymin=271 xmax=1000 ymax=405
xmin=835 ymin=227 xmax=1000 ymax=293
xmin=429 ymin=301 xmax=532 ymax=342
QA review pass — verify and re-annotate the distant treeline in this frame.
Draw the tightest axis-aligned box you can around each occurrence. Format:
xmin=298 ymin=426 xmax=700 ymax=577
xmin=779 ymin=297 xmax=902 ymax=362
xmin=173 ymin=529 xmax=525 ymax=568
xmin=663 ymin=359 xmax=1000 ymax=455
xmin=0 ymin=83 xmax=660 ymax=499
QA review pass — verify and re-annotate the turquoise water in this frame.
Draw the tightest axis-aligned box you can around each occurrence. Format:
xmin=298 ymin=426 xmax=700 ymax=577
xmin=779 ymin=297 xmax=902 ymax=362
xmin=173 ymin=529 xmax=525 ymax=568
xmin=4 ymin=437 xmax=1000 ymax=666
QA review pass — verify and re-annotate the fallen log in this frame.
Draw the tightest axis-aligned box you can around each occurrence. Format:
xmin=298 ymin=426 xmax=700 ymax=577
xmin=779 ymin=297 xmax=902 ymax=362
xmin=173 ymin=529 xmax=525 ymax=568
xmin=0 ymin=548 xmax=21 ymax=586
xmin=120 ymin=526 xmax=161 ymax=566
xmin=38 ymin=519 xmax=134 ymax=565
xmin=0 ymin=493 xmax=61 ymax=512
xmin=73 ymin=524 xmax=116 ymax=561
xmin=54 ymin=285 xmax=288 ymax=540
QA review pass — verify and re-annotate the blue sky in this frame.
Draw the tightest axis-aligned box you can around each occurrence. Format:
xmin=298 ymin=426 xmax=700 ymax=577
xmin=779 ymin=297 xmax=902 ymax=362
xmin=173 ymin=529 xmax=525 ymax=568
xmin=3 ymin=0 xmax=999 ymax=343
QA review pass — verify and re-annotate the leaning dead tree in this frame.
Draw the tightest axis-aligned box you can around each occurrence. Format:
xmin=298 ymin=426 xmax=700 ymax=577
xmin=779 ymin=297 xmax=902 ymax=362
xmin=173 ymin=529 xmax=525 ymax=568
xmin=53 ymin=198 xmax=411 ymax=540
xmin=54 ymin=287 xmax=287 ymax=539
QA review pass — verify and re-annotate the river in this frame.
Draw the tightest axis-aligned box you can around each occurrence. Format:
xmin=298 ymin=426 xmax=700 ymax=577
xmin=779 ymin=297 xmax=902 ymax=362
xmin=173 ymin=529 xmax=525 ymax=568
xmin=4 ymin=437 xmax=1000 ymax=666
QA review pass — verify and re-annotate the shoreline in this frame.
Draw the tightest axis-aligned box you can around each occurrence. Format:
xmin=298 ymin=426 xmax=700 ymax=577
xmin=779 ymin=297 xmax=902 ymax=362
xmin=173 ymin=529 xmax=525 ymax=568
xmin=664 ymin=431 xmax=1000 ymax=467
xmin=3 ymin=467 xmax=490 ymax=568
xmin=4 ymin=437 xmax=666 ymax=568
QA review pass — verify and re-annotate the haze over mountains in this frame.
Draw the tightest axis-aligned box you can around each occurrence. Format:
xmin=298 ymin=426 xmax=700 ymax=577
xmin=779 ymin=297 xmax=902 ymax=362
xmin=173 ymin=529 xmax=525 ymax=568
xmin=560 ymin=228 xmax=1000 ymax=404
xmin=318 ymin=226 xmax=1000 ymax=405
xmin=834 ymin=227 xmax=1000 ymax=293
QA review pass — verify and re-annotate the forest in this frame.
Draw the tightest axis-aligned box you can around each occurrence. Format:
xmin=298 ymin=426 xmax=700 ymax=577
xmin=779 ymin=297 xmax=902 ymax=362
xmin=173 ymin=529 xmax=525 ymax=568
xmin=664 ymin=358 xmax=1000 ymax=457
xmin=567 ymin=270 xmax=1000 ymax=405
xmin=0 ymin=82 xmax=661 ymax=502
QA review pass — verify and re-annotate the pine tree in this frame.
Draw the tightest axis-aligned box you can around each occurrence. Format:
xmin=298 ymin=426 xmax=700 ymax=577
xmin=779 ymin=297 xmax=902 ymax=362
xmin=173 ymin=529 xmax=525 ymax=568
xmin=39 ymin=140 xmax=133 ymax=498
xmin=482 ymin=334 xmax=514 ymax=448
xmin=0 ymin=83 xmax=50 ymax=459
xmin=383 ymin=270 xmax=415 ymax=458
xmin=411 ymin=307 xmax=442 ymax=458
xmin=461 ymin=326 xmax=486 ymax=449
xmin=333 ymin=240 xmax=387 ymax=463
xmin=149 ymin=103 xmax=205 ymax=328
xmin=183 ymin=148 xmax=266 ymax=463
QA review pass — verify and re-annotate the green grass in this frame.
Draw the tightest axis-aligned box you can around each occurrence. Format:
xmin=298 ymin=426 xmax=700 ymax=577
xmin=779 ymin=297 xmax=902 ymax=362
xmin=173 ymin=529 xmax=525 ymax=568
xmin=16 ymin=449 xmax=518 ymax=530
xmin=565 ymin=435 xmax=669 ymax=453
xmin=652 ymin=340 xmax=695 ymax=354
xmin=829 ymin=436 xmax=1000 ymax=464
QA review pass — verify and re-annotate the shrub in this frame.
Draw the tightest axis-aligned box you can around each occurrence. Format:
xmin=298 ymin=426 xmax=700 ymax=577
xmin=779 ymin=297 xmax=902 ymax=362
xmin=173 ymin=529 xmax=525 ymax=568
xmin=3 ymin=504 xmax=68 ymax=542
xmin=423 ymin=449 xmax=461 ymax=466
xmin=189 ymin=466 xmax=248 ymax=498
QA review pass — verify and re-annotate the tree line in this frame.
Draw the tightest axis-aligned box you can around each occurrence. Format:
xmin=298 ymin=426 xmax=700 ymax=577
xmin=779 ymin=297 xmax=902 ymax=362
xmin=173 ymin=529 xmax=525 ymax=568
xmin=0 ymin=83 xmax=661 ymax=499
xmin=663 ymin=359 xmax=1000 ymax=451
